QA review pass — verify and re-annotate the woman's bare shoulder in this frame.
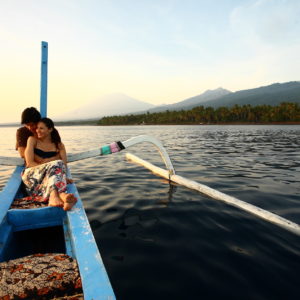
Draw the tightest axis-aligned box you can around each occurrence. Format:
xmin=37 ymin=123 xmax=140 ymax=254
xmin=58 ymin=142 xmax=65 ymax=150
xmin=27 ymin=136 xmax=37 ymax=143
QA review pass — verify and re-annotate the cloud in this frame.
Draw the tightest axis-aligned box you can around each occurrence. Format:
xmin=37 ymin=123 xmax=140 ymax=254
xmin=226 ymin=0 xmax=300 ymax=89
xmin=230 ymin=0 xmax=300 ymax=47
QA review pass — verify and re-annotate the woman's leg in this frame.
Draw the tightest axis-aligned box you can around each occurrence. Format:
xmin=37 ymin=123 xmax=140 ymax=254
xmin=48 ymin=160 xmax=77 ymax=210
xmin=48 ymin=189 xmax=64 ymax=207
xmin=59 ymin=192 xmax=77 ymax=211
xmin=22 ymin=160 xmax=77 ymax=210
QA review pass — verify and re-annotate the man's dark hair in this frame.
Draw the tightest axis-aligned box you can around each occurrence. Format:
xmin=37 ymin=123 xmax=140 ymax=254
xmin=21 ymin=107 xmax=41 ymax=124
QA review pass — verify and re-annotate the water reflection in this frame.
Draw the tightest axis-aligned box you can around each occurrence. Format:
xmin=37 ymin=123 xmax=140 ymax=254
xmin=1 ymin=125 xmax=300 ymax=299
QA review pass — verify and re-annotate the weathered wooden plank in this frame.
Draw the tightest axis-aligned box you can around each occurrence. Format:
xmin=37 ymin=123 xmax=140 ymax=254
xmin=66 ymin=172 xmax=116 ymax=299
xmin=0 ymin=166 xmax=23 ymax=224
xmin=8 ymin=207 xmax=66 ymax=231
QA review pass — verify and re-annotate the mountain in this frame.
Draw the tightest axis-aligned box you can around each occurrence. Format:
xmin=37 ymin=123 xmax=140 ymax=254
xmin=55 ymin=81 xmax=300 ymax=121
xmin=187 ymin=81 xmax=300 ymax=109
xmin=133 ymin=82 xmax=300 ymax=116
xmin=172 ymin=87 xmax=232 ymax=107
xmin=55 ymin=93 xmax=155 ymax=121
xmin=139 ymin=87 xmax=231 ymax=114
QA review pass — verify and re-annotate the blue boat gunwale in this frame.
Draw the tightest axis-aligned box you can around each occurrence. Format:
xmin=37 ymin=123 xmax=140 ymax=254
xmin=0 ymin=164 xmax=116 ymax=299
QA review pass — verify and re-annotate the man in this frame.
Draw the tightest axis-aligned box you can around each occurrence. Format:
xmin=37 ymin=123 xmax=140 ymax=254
xmin=16 ymin=107 xmax=41 ymax=158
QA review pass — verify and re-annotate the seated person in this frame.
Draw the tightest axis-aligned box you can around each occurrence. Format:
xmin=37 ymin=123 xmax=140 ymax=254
xmin=22 ymin=118 xmax=76 ymax=211
xmin=16 ymin=107 xmax=41 ymax=158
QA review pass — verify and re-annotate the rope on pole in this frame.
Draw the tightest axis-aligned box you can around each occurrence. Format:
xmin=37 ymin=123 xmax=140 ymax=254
xmin=0 ymin=135 xmax=175 ymax=178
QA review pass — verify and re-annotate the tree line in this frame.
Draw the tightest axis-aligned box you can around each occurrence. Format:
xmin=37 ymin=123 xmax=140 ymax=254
xmin=97 ymin=102 xmax=300 ymax=125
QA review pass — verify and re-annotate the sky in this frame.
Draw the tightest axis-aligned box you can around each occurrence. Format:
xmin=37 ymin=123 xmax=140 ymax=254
xmin=0 ymin=0 xmax=300 ymax=123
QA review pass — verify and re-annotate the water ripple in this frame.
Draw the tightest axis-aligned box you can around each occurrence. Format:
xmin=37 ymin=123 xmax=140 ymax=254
xmin=1 ymin=125 xmax=300 ymax=299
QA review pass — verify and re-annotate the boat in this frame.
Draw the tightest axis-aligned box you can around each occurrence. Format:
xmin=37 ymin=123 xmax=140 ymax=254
xmin=0 ymin=42 xmax=177 ymax=300
xmin=0 ymin=42 xmax=117 ymax=300
xmin=1 ymin=41 xmax=300 ymax=300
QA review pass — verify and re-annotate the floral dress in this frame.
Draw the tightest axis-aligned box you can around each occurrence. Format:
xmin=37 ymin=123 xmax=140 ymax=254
xmin=21 ymin=160 xmax=67 ymax=201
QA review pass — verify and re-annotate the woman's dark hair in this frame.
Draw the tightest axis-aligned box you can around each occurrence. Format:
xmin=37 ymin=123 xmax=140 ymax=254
xmin=39 ymin=117 xmax=61 ymax=147
xmin=21 ymin=107 xmax=41 ymax=124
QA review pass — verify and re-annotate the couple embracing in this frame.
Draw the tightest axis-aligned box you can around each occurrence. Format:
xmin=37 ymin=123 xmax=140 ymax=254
xmin=16 ymin=107 xmax=76 ymax=210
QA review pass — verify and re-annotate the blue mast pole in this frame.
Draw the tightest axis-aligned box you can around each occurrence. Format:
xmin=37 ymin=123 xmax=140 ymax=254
xmin=40 ymin=41 xmax=48 ymax=118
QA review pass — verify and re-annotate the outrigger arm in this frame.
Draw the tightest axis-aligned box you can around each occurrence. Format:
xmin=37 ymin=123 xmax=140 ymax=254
xmin=1 ymin=134 xmax=300 ymax=236
xmin=0 ymin=135 xmax=175 ymax=175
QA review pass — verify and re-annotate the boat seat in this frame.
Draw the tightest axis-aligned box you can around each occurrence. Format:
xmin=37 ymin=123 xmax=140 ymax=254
xmin=0 ymin=253 xmax=83 ymax=300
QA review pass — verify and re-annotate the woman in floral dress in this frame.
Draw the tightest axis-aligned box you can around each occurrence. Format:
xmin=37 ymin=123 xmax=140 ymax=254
xmin=22 ymin=118 xmax=77 ymax=210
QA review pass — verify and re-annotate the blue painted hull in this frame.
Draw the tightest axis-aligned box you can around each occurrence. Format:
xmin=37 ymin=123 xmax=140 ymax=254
xmin=0 ymin=166 xmax=116 ymax=300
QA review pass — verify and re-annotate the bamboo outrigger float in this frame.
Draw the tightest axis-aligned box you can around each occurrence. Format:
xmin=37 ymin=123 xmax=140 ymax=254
xmin=0 ymin=41 xmax=299 ymax=300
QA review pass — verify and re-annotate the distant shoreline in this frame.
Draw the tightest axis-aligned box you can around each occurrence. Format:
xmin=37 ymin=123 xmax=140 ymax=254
xmin=1 ymin=121 xmax=300 ymax=127
xmin=95 ymin=121 xmax=300 ymax=126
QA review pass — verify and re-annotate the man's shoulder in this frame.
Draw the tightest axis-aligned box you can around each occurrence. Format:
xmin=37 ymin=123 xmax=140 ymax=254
xmin=16 ymin=126 xmax=34 ymax=150
xmin=17 ymin=126 xmax=33 ymax=136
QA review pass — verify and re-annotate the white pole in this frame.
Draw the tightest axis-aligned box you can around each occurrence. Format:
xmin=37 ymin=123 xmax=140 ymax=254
xmin=126 ymin=152 xmax=300 ymax=236
xmin=123 ymin=135 xmax=175 ymax=175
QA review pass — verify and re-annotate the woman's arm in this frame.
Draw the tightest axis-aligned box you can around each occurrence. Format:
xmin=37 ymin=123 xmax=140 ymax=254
xmin=58 ymin=142 xmax=68 ymax=165
xmin=24 ymin=137 xmax=39 ymax=167
xmin=58 ymin=142 xmax=73 ymax=183
xmin=18 ymin=146 xmax=26 ymax=158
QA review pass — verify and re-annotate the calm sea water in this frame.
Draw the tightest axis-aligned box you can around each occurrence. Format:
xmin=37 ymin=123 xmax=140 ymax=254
xmin=1 ymin=125 xmax=300 ymax=300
